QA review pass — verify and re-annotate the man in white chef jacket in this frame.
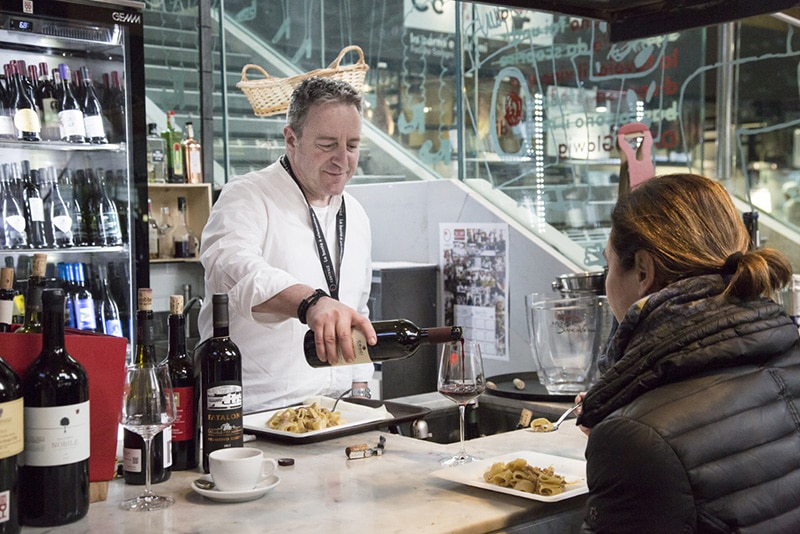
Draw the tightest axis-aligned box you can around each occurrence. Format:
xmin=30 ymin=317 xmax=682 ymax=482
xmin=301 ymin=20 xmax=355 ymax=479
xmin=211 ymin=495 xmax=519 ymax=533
xmin=198 ymin=77 xmax=376 ymax=413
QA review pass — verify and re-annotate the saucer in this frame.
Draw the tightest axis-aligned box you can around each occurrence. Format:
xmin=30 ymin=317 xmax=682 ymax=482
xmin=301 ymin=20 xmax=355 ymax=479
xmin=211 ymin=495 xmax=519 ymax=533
xmin=191 ymin=474 xmax=280 ymax=503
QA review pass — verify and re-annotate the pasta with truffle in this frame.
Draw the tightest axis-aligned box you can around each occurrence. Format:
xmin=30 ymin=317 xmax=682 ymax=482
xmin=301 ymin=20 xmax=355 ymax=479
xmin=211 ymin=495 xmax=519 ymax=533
xmin=483 ymin=458 xmax=566 ymax=496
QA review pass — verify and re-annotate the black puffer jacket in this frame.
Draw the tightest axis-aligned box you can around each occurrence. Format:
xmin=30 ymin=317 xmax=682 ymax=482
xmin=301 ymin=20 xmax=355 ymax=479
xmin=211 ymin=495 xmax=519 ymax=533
xmin=577 ymin=275 xmax=800 ymax=533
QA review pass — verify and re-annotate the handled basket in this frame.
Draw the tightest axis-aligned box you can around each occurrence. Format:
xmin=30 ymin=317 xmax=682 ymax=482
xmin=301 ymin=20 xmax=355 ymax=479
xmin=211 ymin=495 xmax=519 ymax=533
xmin=236 ymin=45 xmax=369 ymax=117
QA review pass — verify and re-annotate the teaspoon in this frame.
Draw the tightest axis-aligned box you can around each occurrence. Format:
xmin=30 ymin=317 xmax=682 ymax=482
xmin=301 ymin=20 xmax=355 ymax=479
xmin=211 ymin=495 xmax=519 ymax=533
xmin=194 ymin=478 xmax=216 ymax=490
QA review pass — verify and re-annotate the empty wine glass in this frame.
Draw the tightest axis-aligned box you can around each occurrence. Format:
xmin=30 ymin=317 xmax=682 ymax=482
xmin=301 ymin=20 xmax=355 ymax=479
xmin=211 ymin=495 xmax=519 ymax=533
xmin=119 ymin=363 xmax=176 ymax=511
xmin=437 ymin=340 xmax=486 ymax=467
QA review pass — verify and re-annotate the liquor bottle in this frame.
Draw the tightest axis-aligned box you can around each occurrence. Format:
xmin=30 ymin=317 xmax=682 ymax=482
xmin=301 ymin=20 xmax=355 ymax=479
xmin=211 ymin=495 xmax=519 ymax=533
xmin=167 ymin=295 xmax=198 ymax=470
xmin=8 ymin=60 xmax=41 ymax=142
xmin=94 ymin=168 xmax=122 ymax=246
xmin=147 ymin=198 xmax=159 ymax=259
xmin=0 ymin=266 xmax=15 ymax=331
xmin=0 ymin=343 xmax=22 ymax=533
xmin=0 ymin=164 xmax=27 ymax=249
xmin=56 ymin=262 xmax=75 ymax=329
xmin=147 ymin=123 xmax=167 ymax=183
xmin=15 ymin=253 xmax=47 ymax=334
xmin=303 ymin=318 xmax=463 ymax=367
xmin=47 ymin=167 xmax=75 ymax=248
xmin=71 ymin=263 xmax=96 ymax=332
xmin=79 ymin=66 xmax=107 ymax=144
xmin=37 ymin=62 xmax=59 ymax=141
xmin=20 ymin=288 xmax=90 ymax=527
xmin=182 ymin=121 xmax=203 ymax=183
xmin=123 ymin=288 xmax=172 ymax=485
xmin=197 ymin=293 xmax=243 ymax=472
xmin=162 ymin=111 xmax=184 ymax=183
xmin=95 ymin=263 xmax=122 ymax=337
xmin=172 ymin=196 xmax=198 ymax=258
xmin=57 ymin=64 xmax=85 ymax=143
xmin=103 ymin=71 xmax=125 ymax=143
xmin=20 ymin=162 xmax=47 ymax=249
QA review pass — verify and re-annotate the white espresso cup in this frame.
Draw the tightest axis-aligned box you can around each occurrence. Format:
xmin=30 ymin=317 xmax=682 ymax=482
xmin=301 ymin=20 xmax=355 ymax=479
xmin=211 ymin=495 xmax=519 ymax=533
xmin=208 ymin=447 xmax=278 ymax=492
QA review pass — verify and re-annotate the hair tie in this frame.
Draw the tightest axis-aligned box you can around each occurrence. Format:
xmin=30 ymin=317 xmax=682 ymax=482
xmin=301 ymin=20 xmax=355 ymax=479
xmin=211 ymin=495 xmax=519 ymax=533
xmin=721 ymin=251 xmax=744 ymax=275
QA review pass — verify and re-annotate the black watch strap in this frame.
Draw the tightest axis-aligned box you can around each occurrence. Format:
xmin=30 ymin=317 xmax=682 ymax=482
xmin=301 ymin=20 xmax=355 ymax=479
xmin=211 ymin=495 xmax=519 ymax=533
xmin=297 ymin=288 xmax=328 ymax=324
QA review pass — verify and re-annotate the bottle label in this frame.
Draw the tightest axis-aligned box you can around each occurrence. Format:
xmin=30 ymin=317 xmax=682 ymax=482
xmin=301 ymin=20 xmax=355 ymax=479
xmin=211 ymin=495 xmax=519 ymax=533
xmin=27 ymin=197 xmax=45 ymax=222
xmin=0 ymin=489 xmax=11 ymax=524
xmin=84 ymin=114 xmax=106 ymax=138
xmin=41 ymin=97 xmax=59 ymax=130
xmin=171 ymin=143 xmax=184 ymax=175
xmin=163 ymin=426 xmax=172 ymax=468
xmin=187 ymin=150 xmax=202 ymax=182
xmin=0 ymin=397 xmax=24 ymax=460
xmin=0 ymin=115 xmax=15 ymax=137
xmin=58 ymin=109 xmax=86 ymax=139
xmin=14 ymin=108 xmax=40 ymax=133
xmin=105 ymin=318 xmax=123 ymax=337
xmin=75 ymin=298 xmax=97 ymax=331
xmin=172 ymin=386 xmax=194 ymax=442
xmin=52 ymin=214 xmax=73 ymax=234
xmin=5 ymin=215 xmax=25 ymax=234
xmin=205 ymin=383 xmax=243 ymax=449
xmin=22 ymin=401 xmax=90 ymax=466
xmin=0 ymin=300 xmax=14 ymax=325
xmin=333 ymin=329 xmax=373 ymax=365
xmin=122 ymin=445 xmax=142 ymax=473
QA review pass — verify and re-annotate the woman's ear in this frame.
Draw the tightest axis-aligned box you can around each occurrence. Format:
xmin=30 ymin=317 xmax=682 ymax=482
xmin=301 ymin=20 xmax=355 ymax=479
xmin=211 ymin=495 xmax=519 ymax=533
xmin=634 ymin=249 xmax=659 ymax=296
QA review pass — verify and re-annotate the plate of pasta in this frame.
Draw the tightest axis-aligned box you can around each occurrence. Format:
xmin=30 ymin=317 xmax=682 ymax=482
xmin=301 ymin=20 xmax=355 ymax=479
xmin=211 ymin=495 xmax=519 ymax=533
xmin=431 ymin=451 xmax=588 ymax=502
xmin=243 ymin=398 xmax=393 ymax=443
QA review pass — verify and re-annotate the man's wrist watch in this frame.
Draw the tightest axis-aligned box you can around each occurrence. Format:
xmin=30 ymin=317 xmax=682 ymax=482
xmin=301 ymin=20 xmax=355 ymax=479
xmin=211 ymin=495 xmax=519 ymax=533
xmin=350 ymin=387 xmax=371 ymax=399
xmin=297 ymin=288 xmax=327 ymax=324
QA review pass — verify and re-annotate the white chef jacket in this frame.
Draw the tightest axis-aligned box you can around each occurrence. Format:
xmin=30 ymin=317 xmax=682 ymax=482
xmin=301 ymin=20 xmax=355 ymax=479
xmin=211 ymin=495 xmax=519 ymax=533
xmin=197 ymin=159 xmax=374 ymax=413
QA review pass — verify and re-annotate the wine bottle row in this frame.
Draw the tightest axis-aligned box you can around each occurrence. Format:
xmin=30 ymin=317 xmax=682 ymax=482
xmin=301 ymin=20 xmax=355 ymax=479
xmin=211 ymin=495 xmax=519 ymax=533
xmin=0 ymin=161 xmax=126 ymax=250
xmin=0 ymin=58 xmax=125 ymax=144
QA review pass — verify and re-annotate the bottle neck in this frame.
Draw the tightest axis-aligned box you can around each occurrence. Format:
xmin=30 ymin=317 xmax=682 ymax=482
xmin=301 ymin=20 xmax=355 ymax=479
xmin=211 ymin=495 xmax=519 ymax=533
xmin=423 ymin=326 xmax=463 ymax=344
xmin=42 ymin=300 xmax=66 ymax=353
xmin=135 ymin=309 xmax=158 ymax=366
xmin=168 ymin=313 xmax=187 ymax=355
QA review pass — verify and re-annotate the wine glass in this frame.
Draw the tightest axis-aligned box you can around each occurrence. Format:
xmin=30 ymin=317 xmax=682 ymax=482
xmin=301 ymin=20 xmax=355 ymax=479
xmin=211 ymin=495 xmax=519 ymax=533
xmin=437 ymin=340 xmax=486 ymax=467
xmin=119 ymin=363 xmax=176 ymax=511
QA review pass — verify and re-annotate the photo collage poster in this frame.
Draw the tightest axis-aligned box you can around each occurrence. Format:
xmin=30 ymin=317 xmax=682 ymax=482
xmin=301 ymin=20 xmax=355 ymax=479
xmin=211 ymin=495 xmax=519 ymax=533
xmin=439 ymin=223 xmax=509 ymax=361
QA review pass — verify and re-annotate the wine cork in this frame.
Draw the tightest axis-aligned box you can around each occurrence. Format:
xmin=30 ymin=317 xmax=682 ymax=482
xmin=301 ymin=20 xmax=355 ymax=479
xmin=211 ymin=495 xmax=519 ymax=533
xmin=138 ymin=288 xmax=153 ymax=311
xmin=170 ymin=295 xmax=184 ymax=315
xmin=0 ymin=268 xmax=13 ymax=290
xmin=31 ymin=253 xmax=47 ymax=277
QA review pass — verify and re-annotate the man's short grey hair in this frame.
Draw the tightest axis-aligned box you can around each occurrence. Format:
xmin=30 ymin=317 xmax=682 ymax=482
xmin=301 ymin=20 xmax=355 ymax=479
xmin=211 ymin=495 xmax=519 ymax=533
xmin=286 ymin=77 xmax=363 ymax=137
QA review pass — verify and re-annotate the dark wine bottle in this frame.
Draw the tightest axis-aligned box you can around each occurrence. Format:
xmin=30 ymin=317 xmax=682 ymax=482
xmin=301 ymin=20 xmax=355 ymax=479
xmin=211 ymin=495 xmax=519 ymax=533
xmin=167 ymin=295 xmax=198 ymax=470
xmin=20 ymin=288 xmax=90 ymax=526
xmin=0 ymin=164 xmax=27 ymax=249
xmin=15 ymin=253 xmax=47 ymax=334
xmin=96 ymin=263 xmax=122 ymax=337
xmin=0 ymin=343 xmax=23 ymax=533
xmin=47 ymin=167 xmax=75 ymax=248
xmin=197 ymin=293 xmax=243 ymax=473
xmin=95 ymin=168 xmax=122 ymax=246
xmin=103 ymin=70 xmax=125 ymax=143
xmin=56 ymin=64 xmax=85 ymax=144
xmin=123 ymin=288 xmax=171 ymax=485
xmin=79 ymin=66 xmax=107 ymax=144
xmin=20 ymin=163 xmax=47 ymax=249
xmin=8 ymin=60 xmax=40 ymax=142
xmin=37 ymin=62 xmax=59 ymax=141
xmin=56 ymin=262 xmax=75 ymax=329
xmin=303 ymin=319 xmax=463 ymax=367
xmin=0 ymin=267 xmax=15 ymax=332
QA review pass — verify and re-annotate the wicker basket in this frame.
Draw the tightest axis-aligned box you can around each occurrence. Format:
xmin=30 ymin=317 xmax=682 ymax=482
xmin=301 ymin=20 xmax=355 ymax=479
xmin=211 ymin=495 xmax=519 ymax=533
xmin=237 ymin=45 xmax=369 ymax=117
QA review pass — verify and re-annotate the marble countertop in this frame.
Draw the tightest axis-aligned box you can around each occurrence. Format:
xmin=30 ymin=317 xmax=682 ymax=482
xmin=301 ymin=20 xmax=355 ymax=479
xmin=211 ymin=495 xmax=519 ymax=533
xmin=23 ymin=401 xmax=589 ymax=534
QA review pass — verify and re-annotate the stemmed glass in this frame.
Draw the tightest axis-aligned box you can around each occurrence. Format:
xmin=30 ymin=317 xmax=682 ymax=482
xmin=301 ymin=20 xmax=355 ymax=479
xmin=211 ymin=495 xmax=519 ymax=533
xmin=119 ymin=363 xmax=176 ymax=511
xmin=437 ymin=340 xmax=486 ymax=467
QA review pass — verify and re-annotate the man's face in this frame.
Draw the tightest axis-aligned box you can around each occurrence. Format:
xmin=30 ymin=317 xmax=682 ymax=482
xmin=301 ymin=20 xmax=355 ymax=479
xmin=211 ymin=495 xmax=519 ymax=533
xmin=284 ymin=101 xmax=361 ymax=207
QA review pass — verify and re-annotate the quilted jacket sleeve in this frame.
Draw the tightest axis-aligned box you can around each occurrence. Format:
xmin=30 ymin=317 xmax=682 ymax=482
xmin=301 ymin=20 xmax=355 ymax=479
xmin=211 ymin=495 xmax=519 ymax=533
xmin=580 ymin=416 xmax=696 ymax=534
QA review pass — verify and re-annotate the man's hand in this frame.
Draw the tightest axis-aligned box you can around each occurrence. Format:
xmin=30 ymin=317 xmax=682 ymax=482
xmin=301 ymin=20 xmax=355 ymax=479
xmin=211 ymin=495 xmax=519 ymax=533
xmin=305 ymin=298 xmax=376 ymax=365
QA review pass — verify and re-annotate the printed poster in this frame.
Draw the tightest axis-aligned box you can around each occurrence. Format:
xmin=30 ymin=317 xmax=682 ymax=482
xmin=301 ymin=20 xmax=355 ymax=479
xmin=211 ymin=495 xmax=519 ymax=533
xmin=440 ymin=223 xmax=509 ymax=361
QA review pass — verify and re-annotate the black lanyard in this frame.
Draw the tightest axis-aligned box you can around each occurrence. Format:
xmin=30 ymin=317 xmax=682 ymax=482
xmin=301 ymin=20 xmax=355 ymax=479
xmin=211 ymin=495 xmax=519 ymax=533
xmin=280 ymin=156 xmax=346 ymax=300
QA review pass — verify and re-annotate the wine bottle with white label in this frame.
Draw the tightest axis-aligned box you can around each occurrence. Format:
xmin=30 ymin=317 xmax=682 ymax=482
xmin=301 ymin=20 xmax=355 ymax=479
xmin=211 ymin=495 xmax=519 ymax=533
xmin=197 ymin=293 xmax=243 ymax=473
xmin=0 ymin=267 xmax=15 ymax=332
xmin=20 ymin=288 xmax=90 ymax=527
xmin=303 ymin=318 xmax=463 ymax=367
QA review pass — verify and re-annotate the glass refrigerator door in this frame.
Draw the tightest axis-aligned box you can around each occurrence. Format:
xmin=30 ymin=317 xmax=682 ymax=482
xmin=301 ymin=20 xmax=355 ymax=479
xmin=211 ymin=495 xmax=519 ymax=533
xmin=0 ymin=0 xmax=146 ymax=344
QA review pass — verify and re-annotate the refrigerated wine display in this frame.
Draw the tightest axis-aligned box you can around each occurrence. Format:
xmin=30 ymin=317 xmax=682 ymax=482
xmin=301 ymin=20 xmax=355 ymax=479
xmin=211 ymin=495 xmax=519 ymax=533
xmin=0 ymin=0 xmax=148 ymax=344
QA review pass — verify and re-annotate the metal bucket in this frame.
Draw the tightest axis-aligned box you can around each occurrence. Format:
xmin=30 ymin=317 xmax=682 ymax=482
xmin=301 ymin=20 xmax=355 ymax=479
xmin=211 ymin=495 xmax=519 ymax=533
xmin=551 ymin=270 xmax=607 ymax=297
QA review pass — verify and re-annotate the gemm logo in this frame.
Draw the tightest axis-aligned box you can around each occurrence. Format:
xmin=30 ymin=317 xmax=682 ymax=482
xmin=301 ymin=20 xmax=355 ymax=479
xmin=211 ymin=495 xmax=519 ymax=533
xmin=112 ymin=12 xmax=141 ymax=24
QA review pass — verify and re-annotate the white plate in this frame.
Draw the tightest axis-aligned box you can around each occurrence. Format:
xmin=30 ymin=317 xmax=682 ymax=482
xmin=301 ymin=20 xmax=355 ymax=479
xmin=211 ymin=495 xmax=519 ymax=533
xmin=431 ymin=451 xmax=588 ymax=503
xmin=191 ymin=474 xmax=280 ymax=503
xmin=243 ymin=404 xmax=389 ymax=440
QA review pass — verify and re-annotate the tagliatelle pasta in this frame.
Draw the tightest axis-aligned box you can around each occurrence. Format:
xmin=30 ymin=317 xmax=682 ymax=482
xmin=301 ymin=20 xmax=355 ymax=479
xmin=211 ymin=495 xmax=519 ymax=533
xmin=265 ymin=402 xmax=345 ymax=433
xmin=483 ymin=458 xmax=566 ymax=496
